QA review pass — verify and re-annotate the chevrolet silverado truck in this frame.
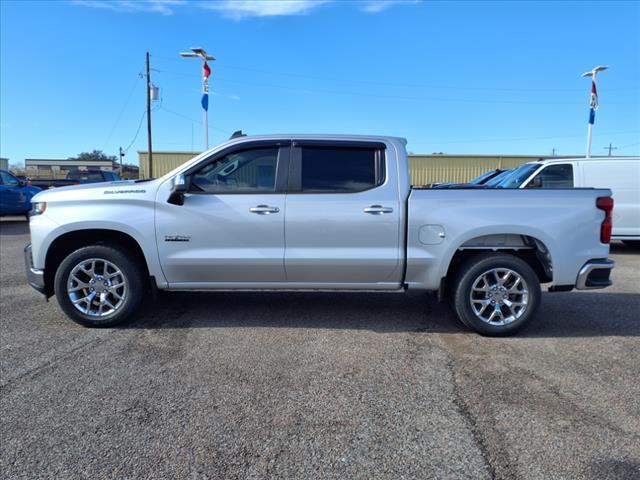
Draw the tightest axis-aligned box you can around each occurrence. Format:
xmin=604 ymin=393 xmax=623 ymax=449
xmin=25 ymin=135 xmax=615 ymax=335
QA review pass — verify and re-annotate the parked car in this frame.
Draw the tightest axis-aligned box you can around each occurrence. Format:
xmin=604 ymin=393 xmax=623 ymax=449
xmin=25 ymin=135 xmax=615 ymax=336
xmin=66 ymin=169 xmax=121 ymax=183
xmin=431 ymin=168 xmax=510 ymax=189
xmin=30 ymin=169 xmax=121 ymax=189
xmin=494 ymin=157 xmax=639 ymax=245
xmin=0 ymin=169 xmax=41 ymax=217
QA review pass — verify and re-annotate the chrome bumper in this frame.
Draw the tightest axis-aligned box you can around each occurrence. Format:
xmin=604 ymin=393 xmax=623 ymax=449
xmin=24 ymin=244 xmax=46 ymax=295
xmin=576 ymin=259 xmax=615 ymax=290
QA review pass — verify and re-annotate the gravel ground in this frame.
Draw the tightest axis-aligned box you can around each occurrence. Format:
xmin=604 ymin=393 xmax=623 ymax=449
xmin=1 ymin=217 xmax=639 ymax=479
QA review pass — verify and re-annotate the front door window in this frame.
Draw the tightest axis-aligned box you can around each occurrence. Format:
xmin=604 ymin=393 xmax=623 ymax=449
xmin=190 ymin=148 xmax=279 ymax=194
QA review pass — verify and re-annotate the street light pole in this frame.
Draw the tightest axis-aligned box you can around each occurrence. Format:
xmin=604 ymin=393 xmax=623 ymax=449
xmin=581 ymin=65 xmax=608 ymax=159
xmin=180 ymin=47 xmax=216 ymax=150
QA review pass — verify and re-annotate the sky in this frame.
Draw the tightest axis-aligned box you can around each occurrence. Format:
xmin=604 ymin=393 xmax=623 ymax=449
xmin=1 ymin=0 xmax=639 ymax=165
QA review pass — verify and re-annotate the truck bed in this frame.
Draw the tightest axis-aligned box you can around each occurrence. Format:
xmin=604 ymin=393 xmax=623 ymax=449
xmin=404 ymin=187 xmax=611 ymax=290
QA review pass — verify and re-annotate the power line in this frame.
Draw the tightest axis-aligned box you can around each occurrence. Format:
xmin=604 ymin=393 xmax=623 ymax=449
xmin=410 ymin=130 xmax=640 ymax=145
xmin=151 ymin=55 xmax=639 ymax=93
xmin=159 ymin=105 xmax=228 ymax=134
xmin=154 ymin=68 xmax=630 ymax=105
xmin=618 ymin=142 xmax=640 ymax=149
xmin=218 ymin=64 xmax=639 ymax=93
xmin=123 ymin=109 xmax=147 ymax=153
xmin=104 ymin=73 xmax=143 ymax=148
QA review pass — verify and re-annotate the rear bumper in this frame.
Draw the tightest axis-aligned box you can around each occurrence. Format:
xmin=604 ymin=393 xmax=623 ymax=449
xmin=575 ymin=259 xmax=615 ymax=290
xmin=24 ymin=244 xmax=46 ymax=295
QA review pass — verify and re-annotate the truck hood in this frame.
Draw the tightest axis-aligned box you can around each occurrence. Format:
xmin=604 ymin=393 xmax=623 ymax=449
xmin=32 ymin=179 xmax=159 ymax=203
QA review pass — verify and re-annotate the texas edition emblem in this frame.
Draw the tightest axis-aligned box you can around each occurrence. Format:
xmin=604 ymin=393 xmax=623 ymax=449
xmin=164 ymin=235 xmax=191 ymax=242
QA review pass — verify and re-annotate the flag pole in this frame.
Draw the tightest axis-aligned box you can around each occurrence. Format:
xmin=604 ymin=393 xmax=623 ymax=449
xmin=586 ymin=72 xmax=596 ymax=159
xmin=586 ymin=116 xmax=593 ymax=159
xmin=146 ymin=51 xmax=153 ymax=177
xmin=203 ymin=59 xmax=209 ymax=150
xmin=179 ymin=47 xmax=215 ymax=151
xmin=582 ymin=66 xmax=608 ymax=158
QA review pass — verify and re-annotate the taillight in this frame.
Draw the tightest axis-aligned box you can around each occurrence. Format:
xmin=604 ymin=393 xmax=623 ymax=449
xmin=596 ymin=196 xmax=614 ymax=244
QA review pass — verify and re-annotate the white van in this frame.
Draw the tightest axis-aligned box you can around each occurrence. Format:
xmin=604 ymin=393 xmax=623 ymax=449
xmin=496 ymin=157 xmax=640 ymax=244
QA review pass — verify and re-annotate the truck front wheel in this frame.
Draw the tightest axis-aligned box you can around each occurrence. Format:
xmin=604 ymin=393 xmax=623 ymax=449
xmin=54 ymin=245 xmax=144 ymax=327
xmin=452 ymin=253 xmax=541 ymax=336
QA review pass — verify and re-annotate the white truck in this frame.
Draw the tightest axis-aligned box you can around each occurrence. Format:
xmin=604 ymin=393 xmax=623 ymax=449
xmin=492 ymin=156 xmax=640 ymax=245
xmin=25 ymin=135 xmax=615 ymax=335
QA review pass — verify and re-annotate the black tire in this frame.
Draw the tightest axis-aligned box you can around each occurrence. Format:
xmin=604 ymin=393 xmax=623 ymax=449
xmin=452 ymin=253 xmax=541 ymax=336
xmin=54 ymin=245 xmax=144 ymax=327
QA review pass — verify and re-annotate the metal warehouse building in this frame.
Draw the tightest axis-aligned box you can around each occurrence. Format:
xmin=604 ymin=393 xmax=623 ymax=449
xmin=138 ymin=150 xmax=553 ymax=185
xmin=25 ymin=158 xmax=115 ymax=179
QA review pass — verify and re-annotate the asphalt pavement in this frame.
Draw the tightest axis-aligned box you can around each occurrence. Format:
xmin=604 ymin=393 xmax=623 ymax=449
xmin=1 ymin=217 xmax=639 ymax=479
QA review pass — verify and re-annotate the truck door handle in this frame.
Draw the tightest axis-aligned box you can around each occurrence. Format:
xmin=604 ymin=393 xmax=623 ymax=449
xmin=249 ymin=205 xmax=280 ymax=215
xmin=363 ymin=205 xmax=393 ymax=215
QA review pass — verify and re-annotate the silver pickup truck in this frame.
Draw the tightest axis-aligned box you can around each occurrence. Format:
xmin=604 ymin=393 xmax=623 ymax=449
xmin=25 ymin=135 xmax=615 ymax=335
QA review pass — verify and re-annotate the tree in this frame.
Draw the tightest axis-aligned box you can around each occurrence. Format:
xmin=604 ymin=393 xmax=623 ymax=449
xmin=68 ymin=150 xmax=117 ymax=168
xmin=9 ymin=163 xmax=26 ymax=177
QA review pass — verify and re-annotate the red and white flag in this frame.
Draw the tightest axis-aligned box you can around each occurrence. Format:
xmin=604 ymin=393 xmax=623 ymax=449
xmin=203 ymin=61 xmax=211 ymax=79
xmin=589 ymin=80 xmax=598 ymax=110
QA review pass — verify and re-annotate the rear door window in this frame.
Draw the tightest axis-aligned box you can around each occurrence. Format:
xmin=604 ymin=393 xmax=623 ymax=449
xmin=299 ymin=147 xmax=383 ymax=193
xmin=527 ymin=164 xmax=574 ymax=188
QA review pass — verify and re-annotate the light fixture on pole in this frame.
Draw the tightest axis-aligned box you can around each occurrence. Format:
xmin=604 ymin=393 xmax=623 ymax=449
xmin=581 ymin=65 xmax=608 ymax=158
xmin=180 ymin=47 xmax=216 ymax=150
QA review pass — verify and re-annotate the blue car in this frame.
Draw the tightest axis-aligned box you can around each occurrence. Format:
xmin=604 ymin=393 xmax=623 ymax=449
xmin=0 ymin=169 xmax=42 ymax=217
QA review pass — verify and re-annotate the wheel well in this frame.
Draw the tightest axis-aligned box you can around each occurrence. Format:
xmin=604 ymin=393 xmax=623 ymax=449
xmin=441 ymin=234 xmax=552 ymax=301
xmin=43 ymin=229 xmax=149 ymax=297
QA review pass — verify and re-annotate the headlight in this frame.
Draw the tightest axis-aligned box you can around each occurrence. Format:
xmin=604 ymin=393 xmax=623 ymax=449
xmin=31 ymin=202 xmax=47 ymax=216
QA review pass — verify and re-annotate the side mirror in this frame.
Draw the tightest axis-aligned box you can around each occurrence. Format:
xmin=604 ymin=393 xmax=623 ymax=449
xmin=168 ymin=174 xmax=189 ymax=206
xmin=526 ymin=176 xmax=542 ymax=189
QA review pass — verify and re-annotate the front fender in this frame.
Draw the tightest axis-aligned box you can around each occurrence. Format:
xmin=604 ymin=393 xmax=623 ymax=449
xmin=30 ymin=211 xmax=166 ymax=287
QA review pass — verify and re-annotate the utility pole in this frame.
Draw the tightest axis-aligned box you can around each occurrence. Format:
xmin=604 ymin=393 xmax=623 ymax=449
xmin=146 ymin=51 xmax=153 ymax=178
xmin=118 ymin=147 xmax=125 ymax=176
xmin=581 ymin=66 xmax=608 ymax=158
xmin=603 ymin=143 xmax=617 ymax=157
xmin=551 ymin=147 xmax=557 ymax=156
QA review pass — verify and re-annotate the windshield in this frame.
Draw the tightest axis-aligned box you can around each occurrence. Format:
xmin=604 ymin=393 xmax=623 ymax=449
xmin=495 ymin=163 xmax=540 ymax=189
xmin=66 ymin=171 xmax=105 ymax=181
xmin=468 ymin=170 xmax=498 ymax=185
xmin=484 ymin=169 xmax=512 ymax=187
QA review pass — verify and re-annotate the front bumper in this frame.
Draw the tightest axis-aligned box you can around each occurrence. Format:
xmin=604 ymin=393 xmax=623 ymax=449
xmin=24 ymin=244 xmax=46 ymax=295
xmin=575 ymin=259 xmax=615 ymax=290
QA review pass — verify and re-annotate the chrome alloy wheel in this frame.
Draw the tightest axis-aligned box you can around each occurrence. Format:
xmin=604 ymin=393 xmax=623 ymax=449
xmin=67 ymin=258 xmax=127 ymax=317
xmin=469 ymin=268 xmax=529 ymax=326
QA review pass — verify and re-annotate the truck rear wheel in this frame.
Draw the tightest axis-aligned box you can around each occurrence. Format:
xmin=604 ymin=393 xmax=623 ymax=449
xmin=54 ymin=245 xmax=144 ymax=327
xmin=452 ymin=253 xmax=541 ymax=336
